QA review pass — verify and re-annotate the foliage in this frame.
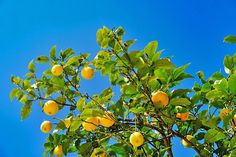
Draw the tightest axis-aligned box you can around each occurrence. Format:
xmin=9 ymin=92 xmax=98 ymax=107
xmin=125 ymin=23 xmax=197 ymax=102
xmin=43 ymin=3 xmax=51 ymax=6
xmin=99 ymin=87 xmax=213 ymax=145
xmin=10 ymin=26 xmax=236 ymax=157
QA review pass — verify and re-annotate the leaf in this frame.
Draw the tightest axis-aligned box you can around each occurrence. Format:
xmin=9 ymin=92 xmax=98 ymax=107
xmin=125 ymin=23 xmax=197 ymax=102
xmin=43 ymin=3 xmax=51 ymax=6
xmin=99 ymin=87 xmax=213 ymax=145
xmin=21 ymin=104 xmax=32 ymax=120
xmin=121 ymin=84 xmax=138 ymax=95
xmin=10 ymin=88 xmax=20 ymax=101
xmin=154 ymin=69 xmax=168 ymax=83
xmin=155 ymin=58 xmax=175 ymax=69
xmin=224 ymin=35 xmax=236 ymax=44
xmin=64 ymin=56 xmax=79 ymax=67
xmin=201 ymin=82 xmax=211 ymax=93
xmin=173 ymin=63 xmax=190 ymax=80
xmin=130 ymin=107 xmax=145 ymax=114
xmin=70 ymin=117 xmax=82 ymax=132
xmin=144 ymin=41 xmax=158 ymax=59
xmin=96 ymin=28 xmax=103 ymax=45
xmin=204 ymin=129 xmax=226 ymax=143
xmin=202 ymin=116 xmax=220 ymax=128
xmin=28 ymin=60 xmax=35 ymax=73
xmin=206 ymin=90 xmax=226 ymax=100
xmin=60 ymin=48 xmax=74 ymax=60
xmin=169 ymin=98 xmax=191 ymax=106
xmin=171 ymin=89 xmax=192 ymax=98
xmin=76 ymin=97 xmax=85 ymax=112
xmin=81 ymin=109 xmax=103 ymax=119
xmin=213 ymin=78 xmax=228 ymax=93
xmin=78 ymin=142 xmax=93 ymax=157
xmin=224 ymin=56 xmax=234 ymax=72
xmin=228 ymin=73 xmax=236 ymax=95
xmin=197 ymin=71 xmax=205 ymax=83
xmin=36 ymin=56 xmax=49 ymax=63
xmin=50 ymin=45 xmax=57 ymax=60
xmin=230 ymin=136 xmax=236 ymax=149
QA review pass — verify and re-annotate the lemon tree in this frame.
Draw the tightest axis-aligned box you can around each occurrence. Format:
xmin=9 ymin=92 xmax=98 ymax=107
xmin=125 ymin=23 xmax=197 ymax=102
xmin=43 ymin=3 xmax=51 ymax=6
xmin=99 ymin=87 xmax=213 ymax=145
xmin=10 ymin=27 xmax=236 ymax=157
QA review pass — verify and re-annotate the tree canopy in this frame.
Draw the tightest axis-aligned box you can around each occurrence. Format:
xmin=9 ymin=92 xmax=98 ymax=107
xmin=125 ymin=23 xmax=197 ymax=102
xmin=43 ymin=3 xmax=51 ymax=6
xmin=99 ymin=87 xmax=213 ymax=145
xmin=10 ymin=26 xmax=236 ymax=157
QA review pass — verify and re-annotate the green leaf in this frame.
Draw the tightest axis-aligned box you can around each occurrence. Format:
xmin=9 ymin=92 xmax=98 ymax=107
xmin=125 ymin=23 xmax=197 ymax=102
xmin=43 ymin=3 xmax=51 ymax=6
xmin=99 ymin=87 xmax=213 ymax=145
xmin=121 ymin=84 xmax=138 ymax=95
xmin=116 ymin=26 xmax=125 ymax=36
xmin=10 ymin=88 xmax=20 ymax=101
xmin=154 ymin=69 xmax=168 ymax=83
xmin=28 ymin=60 xmax=35 ymax=73
xmin=202 ymin=116 xmax=220 ymax=128
xmin=60 ymin=48 xmax=74 ymax=60
xmin=224 ymin=35 xmax=236 ymax=44
xmin=81 ymin=109 xmax=103 ymax=119
xmin=224 ymin=55 xmax=234 ymax=73
xmin=201 ymin=82 xmax=211 ymax=93
xmin=70 ymin=117 xmax=82 ymax=132
xmin=206 ymin=89 xmax=226 ymax=100
xmin=96 ymin=28 xmax=103 ymax=46
xmin=76 ymin=97 xmax=85 ymax=112
xmin=36 ymin=56 xmax=49 ymax=63
xmin=204 ymin=129 xmax=226 ymax=143
xmin=50 ymin=77 xmax=65 ymax=89
xmin=21 ymin=104 xmax=32 ymax=120
xmin=154 ymin=58 xmax=175 ymax=69
xmin=78 ymin=142 xmax=93 ymax=157
xmin=173 ymin=63 xmax=190 ymax=80
xmin=169 ymin=98 xmax=191 ymax=106
xmin=144 ymin=41 xmax=158 ymax=59
xmin=64 ymin=56 xmax=79 ymax=67
xmin=230 ymin=136 xmax=236 ymax=149
xmin=50 ymin=45 xmax=57 ymax=60
xmin=130 ymin=107 xmax=145 ymax=114
xmin=228 ymin=73 xmax=236 ymax=95
xmin=213 ymin=78 xmax=228 ymax=93
xmin=197 ymin=71 xmax=205 ymax=83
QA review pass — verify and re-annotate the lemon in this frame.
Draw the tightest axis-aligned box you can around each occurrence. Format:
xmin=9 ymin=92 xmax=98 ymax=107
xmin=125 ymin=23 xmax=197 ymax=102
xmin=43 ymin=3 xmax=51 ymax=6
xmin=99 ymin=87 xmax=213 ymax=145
xmin=151 ymin=91 xmax=169 ymax=107
xmin=81 ymin=67 xmax=94 ymax=80
xmin=43 ymin=100 xmax=59 ymax=116
xmin=82 ymin=117 xmax=100 ymax=131
xmin=40 ymin=120 xmax=52 ymax=133
xmin=51 ymin=65 xmax=63 ymax=76
xmin=130 ymin=132 xmax=144 ymax=147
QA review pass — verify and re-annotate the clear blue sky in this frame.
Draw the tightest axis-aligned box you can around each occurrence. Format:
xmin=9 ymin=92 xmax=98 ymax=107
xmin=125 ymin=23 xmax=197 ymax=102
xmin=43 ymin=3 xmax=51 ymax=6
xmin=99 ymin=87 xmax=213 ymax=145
xmin=1 ymin=0 xmax=236 ymax=157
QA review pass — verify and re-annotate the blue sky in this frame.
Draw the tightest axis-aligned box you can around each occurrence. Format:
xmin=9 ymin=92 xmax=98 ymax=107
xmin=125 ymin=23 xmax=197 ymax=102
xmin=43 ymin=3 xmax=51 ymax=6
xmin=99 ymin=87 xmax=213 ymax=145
xmin=1 ymin=0 xmax=236 ymax=156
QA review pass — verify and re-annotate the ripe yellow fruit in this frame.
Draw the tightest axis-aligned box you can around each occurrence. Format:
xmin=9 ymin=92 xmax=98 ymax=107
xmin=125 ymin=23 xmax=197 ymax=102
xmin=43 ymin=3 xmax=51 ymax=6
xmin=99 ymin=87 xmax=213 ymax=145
xmin=130 ymin=132 xmax=144 ymax=147
xmin=219 ymin=108 xmax=231 ymax=120
xmin=176 ymin=112 xmax=189 ymax=121
xmin=181 ymin=135 xmax=194 ymax=147
xmin=63 ymin=116 xmax=72 ymax=128
xmin=81 ymin=66 xmax=94 ymax=80
xmin=99 ymin=112 xmax=115 ymax=128
xmin=151 ymin=91 xmax=169 ymax=107
xmin=43 ymin=100 xmax=59 ymax=116
xmin=82 ymin=117 xmax=100 ymax=131
xmin=40 ymin=121 xmax=52 ymax=133
xmin=91 ymin=148 xmax=107 ymax=157
xmin=54 ymin=145 xmax=63 ymax=157
xmin=51 ymin=64 xmax=63 ymax=76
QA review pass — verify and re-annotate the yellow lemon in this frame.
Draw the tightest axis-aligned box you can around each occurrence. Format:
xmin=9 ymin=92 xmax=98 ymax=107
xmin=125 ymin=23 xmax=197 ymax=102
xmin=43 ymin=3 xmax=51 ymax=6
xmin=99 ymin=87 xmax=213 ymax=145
xmin=182 ymin=135 xmax=194 ymax=147
xmin=43 ymin=100 xmax=59 ymax=116
xmin=82 ymin=117 xmax=100 ymax=131
xmin=54 ymin=145 xmax=63 ymax=157
xmin=40 ymin=120 xmax=52 ymax=133
xmin=81 ymin=67 xmax=94 ymax=80
xmin=176 ymin=112 xmax=189 ymax=121
xmin=219 ymin=108 xmax=231 ymax=120
xmin=151 ymin=91 xmax=169 ymax=107
xmin=130 ymin=132 xmax=144 ymax=147
xmin=99 ymin=112 xmax=115 ymax=128
xmin=51 ymin=65 xmax=63 ymax=76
